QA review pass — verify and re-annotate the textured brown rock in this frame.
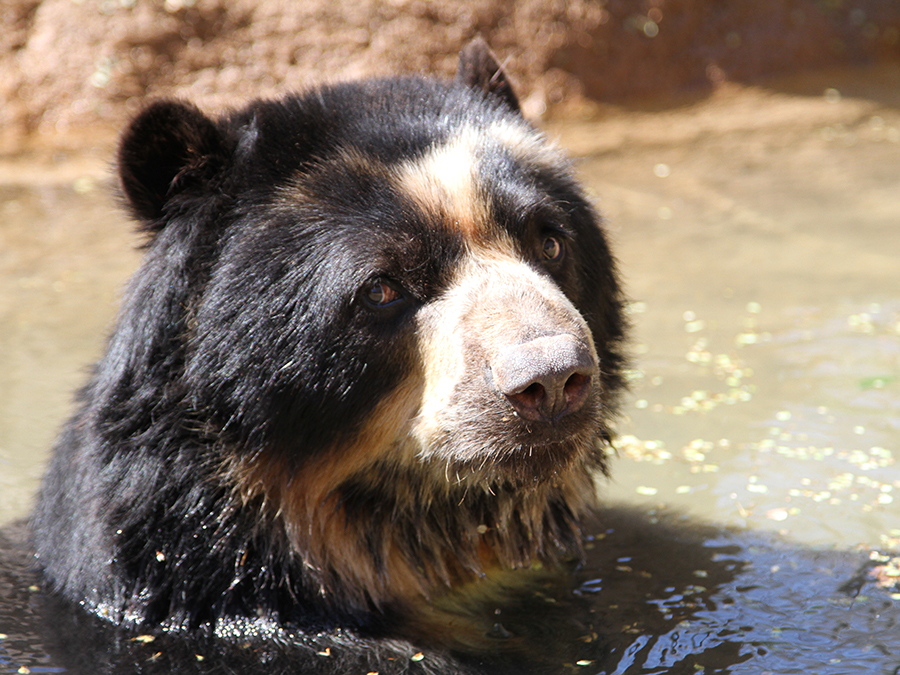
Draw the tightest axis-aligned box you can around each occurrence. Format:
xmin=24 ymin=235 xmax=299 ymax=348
xmin=2 ymin=0 xmax=899 ymax=150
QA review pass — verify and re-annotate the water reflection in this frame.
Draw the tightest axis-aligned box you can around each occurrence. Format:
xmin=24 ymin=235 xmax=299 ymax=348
xmin=582 ymin=509 xmax=900 ymax=673
xmin=3 ymin=507 xmax=900 ymax=674
xmin=555 ymin=69 xmax=900 ymax=552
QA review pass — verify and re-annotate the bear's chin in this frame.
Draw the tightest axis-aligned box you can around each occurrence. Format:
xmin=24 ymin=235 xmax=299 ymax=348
xmin=414 ymin=401 xmax=609 ymax=490
xmin=434 ymin=440 xmax=603 ymax=490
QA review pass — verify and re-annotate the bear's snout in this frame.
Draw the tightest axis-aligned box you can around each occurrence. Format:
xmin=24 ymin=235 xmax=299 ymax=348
xmin=491 ymin=334 xmax=596 ymax=424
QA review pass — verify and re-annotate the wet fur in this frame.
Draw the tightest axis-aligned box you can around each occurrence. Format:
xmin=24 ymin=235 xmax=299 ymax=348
xmin=32 ymin=39 xmax=627 ymax=649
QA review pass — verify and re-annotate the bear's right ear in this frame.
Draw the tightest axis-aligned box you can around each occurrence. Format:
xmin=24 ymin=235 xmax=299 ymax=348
xmin=456 ymin=37 xmax=521 ymax=114
xmin=117 ymin=100 xmax=224 ymax=228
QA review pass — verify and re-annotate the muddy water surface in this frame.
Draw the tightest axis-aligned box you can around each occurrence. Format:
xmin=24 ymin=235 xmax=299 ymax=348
xmin=555 ymin=65 xmax=900 ymax=551
xmin=0 ymin=146 xmax=138 ymax=524
xmin=1 ymin=65 xmax=899 ymax=673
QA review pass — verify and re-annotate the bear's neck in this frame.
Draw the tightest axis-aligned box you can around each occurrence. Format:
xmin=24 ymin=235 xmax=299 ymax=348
xmin=226 ymin=452 xmax=599 ymax=620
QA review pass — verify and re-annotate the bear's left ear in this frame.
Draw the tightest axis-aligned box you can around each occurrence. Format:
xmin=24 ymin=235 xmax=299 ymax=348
xmin=455 ymin=37 xmax=521 ymax=114
xmin=117 ymin=100 xmax=225 ymax=230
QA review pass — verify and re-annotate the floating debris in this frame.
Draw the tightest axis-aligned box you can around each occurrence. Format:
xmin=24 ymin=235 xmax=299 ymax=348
xmin=871 ymin=557 xmax=900 ymax=591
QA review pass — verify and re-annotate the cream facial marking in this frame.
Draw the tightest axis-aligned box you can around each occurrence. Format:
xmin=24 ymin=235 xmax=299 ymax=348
xmin=393 ymin=118 xmax=566 ymax=240
xmin=485 ymin=118 xmax=565 ymax=170
xmin=409 ymin=250 xmax=597 ymax=466
xmin=394 ymin=126 xmax=490 ymax=239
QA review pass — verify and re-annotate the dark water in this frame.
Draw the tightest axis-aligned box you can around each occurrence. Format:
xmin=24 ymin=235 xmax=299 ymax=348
xmin=2 ymin=509 xmax=900 ymax=674
xmin=2 ymin=64 xmax=899 ymax=673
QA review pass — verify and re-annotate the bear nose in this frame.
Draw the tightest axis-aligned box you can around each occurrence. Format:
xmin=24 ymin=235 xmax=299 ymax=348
xmin=491 ymin=334 xmax=596 ymax=424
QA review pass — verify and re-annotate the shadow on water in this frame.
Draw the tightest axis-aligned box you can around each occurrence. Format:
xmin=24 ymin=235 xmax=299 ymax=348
xmin=3 ymin=506 xmax=900 ymax=675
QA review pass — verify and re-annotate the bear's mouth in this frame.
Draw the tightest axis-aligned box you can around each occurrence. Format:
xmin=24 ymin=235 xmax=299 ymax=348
xmin=424 ymin=414 xmax=607 ymax=488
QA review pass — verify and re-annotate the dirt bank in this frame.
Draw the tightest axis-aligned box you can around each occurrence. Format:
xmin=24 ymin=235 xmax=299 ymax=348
xmin=2 ymin=0 xmax=900 ymax=152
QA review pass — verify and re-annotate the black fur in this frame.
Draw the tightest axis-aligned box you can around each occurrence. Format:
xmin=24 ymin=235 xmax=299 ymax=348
xmin=32 ymin=41 xmax=627 ymax=664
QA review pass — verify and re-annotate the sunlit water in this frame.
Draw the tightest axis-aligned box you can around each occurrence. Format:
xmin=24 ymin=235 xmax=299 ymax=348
xmin=1 ymin=65 xmax=899 ymax=673
xmin=559 ymin=66 xmax=900 ymax=552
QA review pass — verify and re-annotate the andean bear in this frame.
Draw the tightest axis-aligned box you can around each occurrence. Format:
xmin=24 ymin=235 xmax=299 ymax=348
xmin=33 ymin=38 xmax=627 ymax=673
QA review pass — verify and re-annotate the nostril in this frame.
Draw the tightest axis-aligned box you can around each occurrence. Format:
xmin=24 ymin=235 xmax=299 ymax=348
xmin=563 ymin=372 xmax=591 ymax=411
xmin=500 ymin=369 xmax=593 ymax=423
xmin=506 ymin=382 xmax=546 ymax=415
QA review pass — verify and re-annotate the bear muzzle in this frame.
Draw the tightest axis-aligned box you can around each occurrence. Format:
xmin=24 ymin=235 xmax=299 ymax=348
xmin=490 ymin=333 xmax=596 ymax=424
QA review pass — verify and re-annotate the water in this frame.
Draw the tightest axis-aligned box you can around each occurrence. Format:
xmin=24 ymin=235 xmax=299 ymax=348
xmin=556 ymin=65 xmax=900 ymax=551
xmin=0 ymin=171 xmax=139 ymax=524
xmin=1 ymin=64 xmax=899 ymax=673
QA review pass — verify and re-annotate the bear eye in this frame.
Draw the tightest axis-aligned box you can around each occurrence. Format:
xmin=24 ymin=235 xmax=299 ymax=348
xmin=361 ymin=278 xmax=403 ymax=308
xmin=541 ymin=236 xmax=564 ymax=262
